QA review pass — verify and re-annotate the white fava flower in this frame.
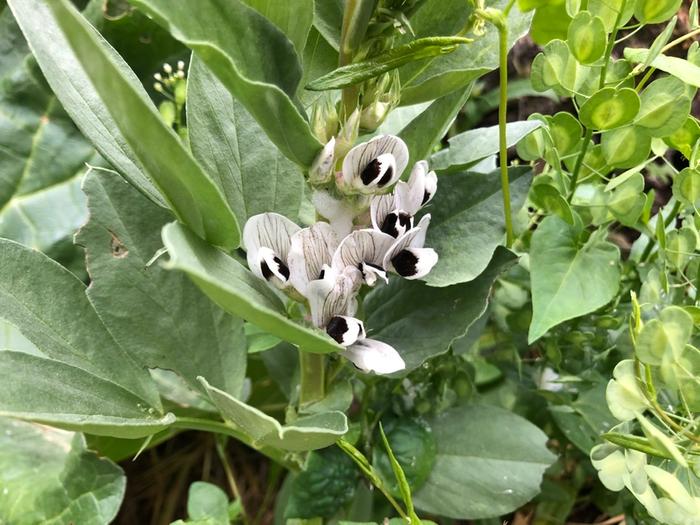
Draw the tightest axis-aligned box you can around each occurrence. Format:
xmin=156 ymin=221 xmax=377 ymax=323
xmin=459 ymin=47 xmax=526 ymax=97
xmin=306 ymin=265 xmax=405 ymax=374
xmin=308 ymin=137 xmax=336 ymax=184
xmin=340 ymin=135 xmax=409 ymax=194
xmin=370 ymin=160 xmax=437 ymax=238
xmin=342 ymin=338 xmax=406 ymax=375
xmin=288 ymin=222 xmax=339 ymax=296
xmin=243 ymin=213 xmax=300 ymax=289
xmin=331 ymin=229 xmax=395 ymax=286
xmin=383 ymin=214 xmax=438 ymax=280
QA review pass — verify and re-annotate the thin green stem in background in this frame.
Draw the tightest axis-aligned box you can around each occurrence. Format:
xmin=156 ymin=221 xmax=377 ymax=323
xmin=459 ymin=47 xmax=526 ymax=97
xmin=215 ymin=436 xmax=250 ymax=525
xmin=498 ymin=20 xmax=514 ymax=247
xmin=299 ymin=350 xmax=326 ymax=406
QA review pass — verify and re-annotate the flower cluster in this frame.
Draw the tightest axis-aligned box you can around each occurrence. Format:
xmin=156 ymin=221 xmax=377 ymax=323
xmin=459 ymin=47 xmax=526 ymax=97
xmin=242 ymin=135 xmax=438 ymax=374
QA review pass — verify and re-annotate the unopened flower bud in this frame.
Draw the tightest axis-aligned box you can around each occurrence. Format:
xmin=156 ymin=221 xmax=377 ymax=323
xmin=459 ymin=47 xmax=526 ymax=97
xmin=153 ymin=82 xmax=163 ymax=92
xmin=174 ymin=79 xmax=187 ymax=106
xmin=334 ymin=108 xmax=361 ymax=160
xmin=309 ymin=137 xmax=336 ymax=184
xmin=177 ymin=60 xmax=185 ymax=71
xmin=359 ymin=71 xmax=400 ymax=131
xmin=310 ymin=93 xmax=339 ymax=144
xmin=163 ymin=63 xmax=172 ymax=74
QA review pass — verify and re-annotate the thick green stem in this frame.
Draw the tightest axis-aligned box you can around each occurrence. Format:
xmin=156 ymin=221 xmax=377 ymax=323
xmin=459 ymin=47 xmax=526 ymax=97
xmin=497 ymin=22 xmax=514 ymax=248
xmin=299 ymin=350 xmax=326 ymax=406
xmin=568 ymin=128 xmax=593 ymax=202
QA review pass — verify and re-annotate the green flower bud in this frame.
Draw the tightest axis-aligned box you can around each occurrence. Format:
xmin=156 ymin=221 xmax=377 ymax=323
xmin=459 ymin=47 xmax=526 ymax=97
xmin=310 ymin=92 xmax=339 ymax=144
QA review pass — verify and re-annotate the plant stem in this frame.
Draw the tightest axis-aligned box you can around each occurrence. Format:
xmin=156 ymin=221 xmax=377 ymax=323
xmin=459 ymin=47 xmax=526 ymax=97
xmin=497 ymin=21 xmax=513 ymax=247
xmin=568 ymin=1 xmax=626 ymax=200
xmin=662 ymin=27 xmax=700 ymax=53
xmin=215 ymin=436 xmax=250 ymax=525
xmin=299 ymin=350 xmax=326 ymax=406
xmin=640 ymin=200 xmax=681 ymax=263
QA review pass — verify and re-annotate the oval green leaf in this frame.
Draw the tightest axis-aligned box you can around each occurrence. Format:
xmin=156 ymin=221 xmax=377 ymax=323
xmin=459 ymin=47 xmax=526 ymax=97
xmin=673 ymin=167 xmax=700 ymax=208
xmin=579 ymin=87 xmax=641 ymax=130
xmin=636 ymin=76 xmax=691 ymax=137
xmin=634 ymin=0 xmax=682 ymax=24
xmin=567 ymin=11 xmax=606 ymax=64
xmin=601 ymin=125 xmax=652 ymax=168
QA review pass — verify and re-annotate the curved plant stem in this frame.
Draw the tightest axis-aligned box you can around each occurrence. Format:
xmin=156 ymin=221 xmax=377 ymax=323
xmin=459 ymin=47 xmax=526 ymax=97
xmin=299 ymin=350 xmax=326 ymax=406
xmin=497 ymin=17 xmax=513 ymax=247
xmin=215 ymin=436 xmax=250 ymax=525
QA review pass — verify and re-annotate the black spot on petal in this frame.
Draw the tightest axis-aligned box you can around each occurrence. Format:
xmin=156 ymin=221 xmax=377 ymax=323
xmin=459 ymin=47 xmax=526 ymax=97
xmin=318 ymin=268 xmax=326 ymax=279
xmin=274 ymin=256 xmax=290 ymax=280
xmin=421 ymin=190 xmax=431 ymax=205
xmin=380 ymin=213 xmax=400 ymax=237
xmin=392 ymin=250 xmax=419 ymax=277
xmin=326 ymin=316 xmax=349 ymax=345
xmin=260 ymin=260 xmax=274 ymax=280
xmin=377 ymin=165 xmax=394 ymax=187
xmin=361 ymin=159 xmax=382 ymax=185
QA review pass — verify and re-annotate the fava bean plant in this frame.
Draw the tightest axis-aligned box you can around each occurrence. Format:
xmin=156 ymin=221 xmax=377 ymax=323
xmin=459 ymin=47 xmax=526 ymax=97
xmin=0 ymin=0 xmax=698 ymax=523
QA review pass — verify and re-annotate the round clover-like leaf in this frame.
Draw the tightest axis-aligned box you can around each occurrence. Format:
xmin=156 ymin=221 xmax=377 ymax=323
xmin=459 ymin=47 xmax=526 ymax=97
xmin=673 ymin=167 xmax=700 ymax=208
xmin=588 ymin=0 xmax=635 ymax=32
xmin=607 ymin=172 xmax=645 ymax=225
xmin=568 ymin=11 xmax=606 ymax=64
xmin=665 ymin=117 xmax=700 ymax=159
xmin=665 ymin=227 xmax=697 ymax=270
xmin=530 ymin=183 xmax=575 ymax=224
xmin=606 ymin=359 xmax=649 ymax=421
xmin=636 ymin=76 xmax=691 ymax=138
xmin=373 ymin=417 xmax=437 ymax=497
xmin=636 ymin=306 xmax=694 ymax=365
xmin=580 ymin=87 xmax=641 ymax=130
xmin=516 ymin=114 xmax=548 ymax=161
xmin=531 ymin=39 xmax=580 ymax=95
xmin=601 ymin=126 xmax=651 ymax=168
xmin=547 ymin=111 xmax=583 ymax=155
xmin=565 ymin=143 xmax=612 ymax=181
xmin=634 ymin=0 xmax=682 ymax=24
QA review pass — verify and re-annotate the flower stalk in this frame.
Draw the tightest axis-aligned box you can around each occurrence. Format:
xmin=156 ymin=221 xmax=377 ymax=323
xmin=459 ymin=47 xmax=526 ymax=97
xmin=299 ymin=350 xmax=326 ymax=406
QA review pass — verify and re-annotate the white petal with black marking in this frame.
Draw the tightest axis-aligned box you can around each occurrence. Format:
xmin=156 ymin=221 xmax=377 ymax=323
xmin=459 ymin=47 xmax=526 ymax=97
xmin=326 ymin=315 xmax=365 ymax=346
xmin=378 ymin=209 xmax=413 ymax=238
xmin=370 ymin=193 xmax=396 ymax=231
xmin=332 ymin=229 xmax=394 ymax=285
xmin=341 ymin=135 xmax=408 ymax=193
xmin=342 ymin=338 xmax=405 ymax=374
xmin=288 ymin=222 xmax=338 ymax=296
xmin=388 ymin=247 xmax=438 ymax=280
xmin=307 ymin=265 xmax=357 ymax=328
xmin=243 ymin=213 xmax=300 ymax=283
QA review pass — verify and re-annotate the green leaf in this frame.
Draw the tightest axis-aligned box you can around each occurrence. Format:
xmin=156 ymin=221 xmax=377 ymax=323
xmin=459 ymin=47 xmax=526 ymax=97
xmin=307 ymin=36 xmax=472 ymax=90
xmin=431 ymin=121 xmax=542 ymax=172
xmin=531 ymin=39 xmax=583 ymax=96
xmin=186 ymin=482 xmax=230 ymax=524
xmin=242 ymin=0 xmax=313 ymax=54
xmin=398 ymin=85 xmax=473 ymax=170
xmin=588 ymin=0 xmax=634 ymax=32
xmin=606 ymin=172 xmax=646 ymax=225
xmin=199 ymin=377 xmax=347 ymax=451
xmin=75 ymin=169 xmax=247 ymax=398
xmin=0 ymin=238 xmax=160 ymax=409
xmin=40 ymin=0 xmax=240 ymax=249
xmin=673 ymin=167 xmax=700 ymax=207
xmin=643 ymin=16 xmax=677 ymax=68
xmin=378 ymin=422 xmax=418 ymax=519
xmin=530 ymin=3 xmax=572 ymax=45
xmin=635 ymin=76 xmax=691 ymax=138
xmin=567 ymin=11 xmax=606 ymax=64
xmin=364 ymin=247 xmax=517 ymax=371
xmin=547 ymin=111 xmax=583 ymax=156
xmin=373 ymin=418 xmax=436 ymax=498
xmin=634 ymin=0 xmax=682 ymax=24
xmin=161 ymin=222 xmax=342 ymax=354
xmin=0 ymin=417 xmax=125 ymax=524
xmin=529 ymin=217 xmax=621 ymax=343
xmin=624 ymin=48 xmax=700 ymax=88
xmin=601 ymin=126 xmax=652 ymax=169
xmin=130 ymin=0 xmax=323 ymax=167
xmin=397 ymin=0 xmax=533 ymax=105
xmin=579 ymin=87 xmax=640 ymax=130
xmin=413 ymin=404 xmax=556 ymax=519
xmin=0 ymin=8 xmax=97 ymax=253
xmin=5 ymin=0 xmax=164 ymax=207
xmin=665 ymin=227 xmax=697 ymax=270
xmin=0 ymin=351 xmax=174 ymax=438
xmin=665 ymin=117 xmax=700 ymax=159
xmin=636 ymin=307 xmax=693 ymax=366
xmin=187 ymin=56 xmax=304 ymax=226
xmin=285 ymin=446 xmax=359 ymax=519
xmin=312 ymin=0 xmax=343 ymax=50
xmin=424 ymin=167 xmax=532 ymax=286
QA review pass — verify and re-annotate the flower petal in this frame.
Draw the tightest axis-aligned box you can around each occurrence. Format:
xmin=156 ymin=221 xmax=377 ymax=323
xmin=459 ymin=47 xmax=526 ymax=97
xmin=243 ymin=213 xmax=300 ymax=281
xmin=342 ymin=338 xmax=405 ymax=374
xmin=308 ymin=137 xmax=336 ymax=184
xmin=332 ymin=229 xmax=395 ymax=282
xmin=288 ymin=222 xmax=339 ymax=295
xmin=341 ymin=135 xmax=409 ymax=193
xmin=312 ymin=190 xmax=355 ymax=238
xmin=307 ymin=265 xmax=357 ymax=328
xmin=326 ymin=315 xmax=365 ymax=346
xmin=378 ymin=210 xmax=413 ymax=238
xmin=370 ymin=193 xmax=396 ymax=231
xmin=388 ymin=247 xmax=438 ymax=280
